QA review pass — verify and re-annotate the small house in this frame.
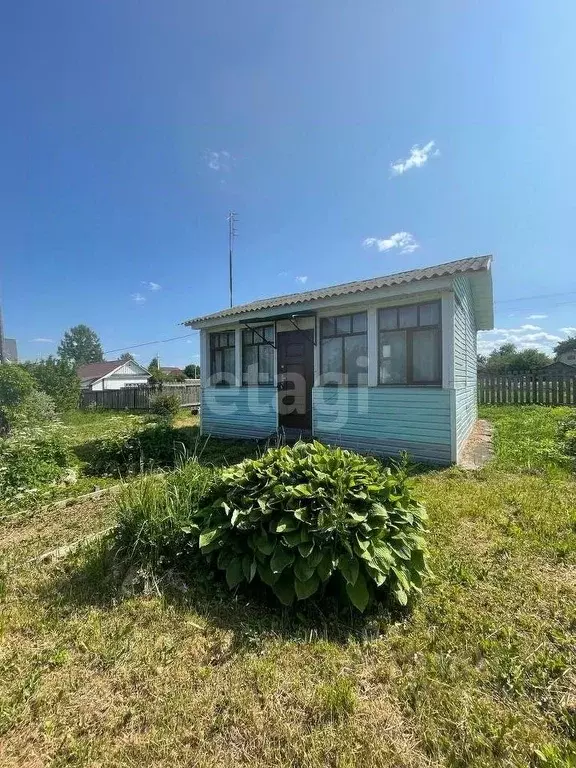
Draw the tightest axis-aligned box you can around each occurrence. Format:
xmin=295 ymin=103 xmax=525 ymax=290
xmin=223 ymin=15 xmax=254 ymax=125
xmin=184 ymin=255 xmax=494 ymax=464
xmin=78 ymin=359 xmax=151 ymax=391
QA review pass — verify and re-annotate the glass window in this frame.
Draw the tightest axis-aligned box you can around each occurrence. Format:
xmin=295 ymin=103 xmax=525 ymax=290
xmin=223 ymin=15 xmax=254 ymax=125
xmin=210 ymin=331 xmax=235 ymax=386
xmin=379 ymin=308 xmax=397 ymax=330
xmin=413 ymin=328 xmax=441 ymax=383
xmin=378 ymin=301 xmax=441 ymax=385
xmin=380 ymin=331 xmax=407 ymax=384
xmin=399 ymin=305 xmax=418 ymax=328
xmin=419 ymin=302 xmax=440 ymax=326
xmin=242 ymin=325 xmax=275 ymax=386
xmin=320 ymin=311 xmax=367 ymax=386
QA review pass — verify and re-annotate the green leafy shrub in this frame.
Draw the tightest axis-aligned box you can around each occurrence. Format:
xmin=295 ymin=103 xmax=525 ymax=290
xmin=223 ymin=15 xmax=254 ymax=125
xmin=195 ymin=441 xmax=430 ymax=611
xmin=114 ymin=462 xmax=216 ymax=570
xmin=149 ymin=393 xmax=181 ymax=423
xmin=0 ymin=425 xmax=72 ymax=504
xmin=7 ymin=390 xmax=58 ymax=430
xmin=22 ymin=357 xmax=81 ymax=412
xmin=83 ymin=422 xmax=195 ymax=476
xmin=0 ymin=364 xmax=36 ymax=434
xmin=557 ymin=411 xmax=576 ymax=463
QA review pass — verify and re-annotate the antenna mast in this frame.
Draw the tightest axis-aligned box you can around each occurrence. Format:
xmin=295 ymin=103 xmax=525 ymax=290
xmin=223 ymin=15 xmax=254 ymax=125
xmin=228 ymin=211 xmax=237 ymax=308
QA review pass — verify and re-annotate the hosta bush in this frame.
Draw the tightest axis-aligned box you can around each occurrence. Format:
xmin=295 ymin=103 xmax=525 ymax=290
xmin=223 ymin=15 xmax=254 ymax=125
xmin=0 ymin=425 xmax=72 ymax=504
xmin=195 ymin=441 xmax=430 ymax=611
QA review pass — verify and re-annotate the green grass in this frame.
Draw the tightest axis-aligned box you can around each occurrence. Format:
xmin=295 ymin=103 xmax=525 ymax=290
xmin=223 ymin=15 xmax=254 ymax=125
xmin=0 ymin=406 xmax=575 ymax=767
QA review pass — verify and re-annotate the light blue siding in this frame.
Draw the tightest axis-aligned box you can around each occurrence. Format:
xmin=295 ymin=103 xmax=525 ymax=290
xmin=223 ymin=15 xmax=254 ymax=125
xmin=453 ymin=276 xmax=478 ymax=453
xmin=202 ymin=387 xmax=277 ymax=439
xmin=313 ymin=387 xmax=452 ymax=464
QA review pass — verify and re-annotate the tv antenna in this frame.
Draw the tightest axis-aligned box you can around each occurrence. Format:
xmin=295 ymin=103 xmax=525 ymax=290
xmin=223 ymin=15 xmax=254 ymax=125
xmin=228 ymin=211 xmax=237 ymax=308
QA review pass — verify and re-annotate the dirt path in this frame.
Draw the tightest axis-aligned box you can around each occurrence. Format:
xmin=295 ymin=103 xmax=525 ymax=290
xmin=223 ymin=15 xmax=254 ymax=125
xmin=1 ymin=497 xmax=115 ymax=561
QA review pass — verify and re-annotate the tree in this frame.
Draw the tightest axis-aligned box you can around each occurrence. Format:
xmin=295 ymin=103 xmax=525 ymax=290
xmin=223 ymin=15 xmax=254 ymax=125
xmin=147 ymin=356 xmax=166 ymax=385
xmin=554 ymin=336 xmax=576 ymax=358
xmin=120 ymin=352 xmax=134 ymax=362
xmin=148 ymin=356 xmax=159 ymax=371
xmin=58 ymin=325 xmax=104 ymax=367
xmin=21 ymin=356 xmax=81 ymax=412
xmin=482 ymin=344 xmax=552 ymax=374
xmin=184 ymin=363 xmax=200 ymax=379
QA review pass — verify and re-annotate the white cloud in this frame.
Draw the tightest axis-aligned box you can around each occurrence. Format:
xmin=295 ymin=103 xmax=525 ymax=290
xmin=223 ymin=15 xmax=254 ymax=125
xmin=390 ymin=141 xmax=439 ymax=176
xmin=478 ymin=325 xmax=563 ymax=356
xmin=31 ymin=337 xmax=54 ymax=343
xmin=295 ymin=275 xmax=308 ymax=284
xmin=131 ymin=293 xmax=146 ymax=303
xmin=363 ymin=232 xmax=419 ymax=254
xmin=205 ymin=150 xmax=231 ymax=172
xmin=142 ymin=281 xmax=161 ymax=291
xmin=561 ymin=327 xmax=576 ymax=335
xmin=278 ymin=271 xmax=289 ymax=278
xmin=527 ymin=314 xmax=547 ymax=320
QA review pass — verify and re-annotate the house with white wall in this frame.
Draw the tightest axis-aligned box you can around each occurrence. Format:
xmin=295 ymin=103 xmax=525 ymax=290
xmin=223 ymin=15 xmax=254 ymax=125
xmin=78 ymin=359 xmax=151 ymax=391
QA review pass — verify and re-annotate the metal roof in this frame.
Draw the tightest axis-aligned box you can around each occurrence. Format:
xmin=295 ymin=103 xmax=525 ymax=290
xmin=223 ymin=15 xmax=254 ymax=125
xmin=184 ymin=255 xmax=492 ymax=327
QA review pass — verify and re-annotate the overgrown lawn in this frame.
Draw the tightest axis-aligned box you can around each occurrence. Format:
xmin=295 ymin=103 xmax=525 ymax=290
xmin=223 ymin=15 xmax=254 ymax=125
xmin=1 ymin=406 xmax=575 ymax=767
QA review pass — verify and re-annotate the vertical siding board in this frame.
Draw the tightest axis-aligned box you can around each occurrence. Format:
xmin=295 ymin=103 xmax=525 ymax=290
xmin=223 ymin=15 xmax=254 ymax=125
xmin=452 ymin=276 xmax=477 ymax=453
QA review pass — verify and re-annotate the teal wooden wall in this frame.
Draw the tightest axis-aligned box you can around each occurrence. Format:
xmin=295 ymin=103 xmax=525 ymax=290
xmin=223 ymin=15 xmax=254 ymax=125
xmin=202 ymin=387 xmax=277 ymax=439
xmin=453 ymin=276 xmax=478 ymax=452
xmin=313 ymin=387 xmax=452 ymax=464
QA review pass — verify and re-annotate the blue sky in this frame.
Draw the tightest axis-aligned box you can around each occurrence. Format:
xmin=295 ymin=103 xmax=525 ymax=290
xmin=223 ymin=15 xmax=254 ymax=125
xmin=1 ymin=0 xmax=575 ymax=367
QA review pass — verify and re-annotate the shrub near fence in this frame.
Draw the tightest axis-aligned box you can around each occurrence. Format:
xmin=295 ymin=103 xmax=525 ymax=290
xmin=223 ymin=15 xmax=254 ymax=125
xmin=81 ymin=382 xmax=200 ymax=411
xmin=478 ymin=373 xmax=576 ymax=406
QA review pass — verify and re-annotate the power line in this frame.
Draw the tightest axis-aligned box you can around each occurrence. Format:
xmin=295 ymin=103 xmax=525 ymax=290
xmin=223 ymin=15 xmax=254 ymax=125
xmin=494 ymin=290 xmax=576 ymax=305
xmin=103 ymin=332 xmax=196 ymax=356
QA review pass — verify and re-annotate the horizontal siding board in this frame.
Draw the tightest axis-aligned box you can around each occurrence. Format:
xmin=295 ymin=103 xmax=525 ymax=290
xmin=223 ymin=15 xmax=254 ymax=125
xmin=312 ymin=387 xmax=451 ymax=464
xmin=202 ymin=386 xmax=277 ymax=439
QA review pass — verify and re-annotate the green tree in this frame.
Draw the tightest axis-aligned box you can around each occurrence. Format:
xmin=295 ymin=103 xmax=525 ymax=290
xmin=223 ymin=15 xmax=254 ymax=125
xmin=58 ymin=324 xmax=104 ymax=367
xmin=184 ymin=363 xmax=200 ymax=379
xmin=120 ymin=352 xmax=134 ymax=362
xmin=147 ymin=356 xmax=166 ymax=385
xmin=483 ymin=344 xmax=552 ymax=374
xmin=554 ymin=336 xmax=576 ymax=358
xmin=22 ymin=356 xmax=81 ymax=412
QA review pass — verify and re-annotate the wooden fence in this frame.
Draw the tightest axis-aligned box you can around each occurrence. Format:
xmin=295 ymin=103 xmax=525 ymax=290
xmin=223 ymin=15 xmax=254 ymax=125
xmin=81 ymin=381 xmax=201 ymax=411
xmin=478 ymin=373 xmax=576 ymax=406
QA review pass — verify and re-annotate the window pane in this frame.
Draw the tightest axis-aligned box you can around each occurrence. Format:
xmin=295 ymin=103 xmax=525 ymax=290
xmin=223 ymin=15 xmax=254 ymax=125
xmin=243 ymin=330 xmax=252 ymax=345
xmin=321 ymin=337 xmax=343 ymax=384
xmin=419 ymin=302 xmax=440 ymax=326
xmin=344 ymin=334 xmax=368 ymax=386
xmin=379 ymin=331 xmax=407 ymax=384
xmin=321 ymin=318 xmax=336 ymax=337
xmin=228 ymin=332 xmax=235 ymax=347
xmin=263 ymin=325 xmax=274 ymax=342
xmin=210 ymin=333 xmax=218 ymax=348
xmin=412 ymin=328 xmax=440 ymax=383
xmin=379 ymin=308 xmax=397 ymax=330
xmin=242 ymin=344 xmax=257 ymax=385
xmin=223 ymin=347 xmax=235 ymax=378
xmin=259 ymin=343 xmax=274 ymax=384
xmin=336 ymin=315 xmax=351 ymax=335
xmin=352 ymin=312 xmax=367 ymax=333
xmin=399 ymin=305 xmax=418 ymax=329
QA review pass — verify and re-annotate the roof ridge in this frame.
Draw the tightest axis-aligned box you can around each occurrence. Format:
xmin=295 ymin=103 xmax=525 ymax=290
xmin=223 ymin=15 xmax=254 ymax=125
xmin=184 ymin=254 xmax=492 ymax=326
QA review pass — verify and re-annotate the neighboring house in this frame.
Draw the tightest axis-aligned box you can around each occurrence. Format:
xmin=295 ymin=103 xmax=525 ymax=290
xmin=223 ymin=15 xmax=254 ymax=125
xmin=78 ymin=359 xmax=151 ymax=391
xmin=160 ymin=366 xmax=185 ymax=379
xmin=558 ymin=350 xmax=576 ymax=367
xmin=4 ymin=338 xmax=18 ymax=362
xmin=538 ymin=361 xmax=576 ymax=375
xmin=184 ymin=255 xmax=494 ymax=465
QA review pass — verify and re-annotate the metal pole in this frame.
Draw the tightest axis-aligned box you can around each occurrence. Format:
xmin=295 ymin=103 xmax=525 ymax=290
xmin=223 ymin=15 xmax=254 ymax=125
xmin=228 ymin=211 xmax=237 ymax=308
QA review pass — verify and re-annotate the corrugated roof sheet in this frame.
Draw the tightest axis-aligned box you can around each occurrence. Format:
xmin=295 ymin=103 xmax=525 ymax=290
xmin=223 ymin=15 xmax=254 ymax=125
xmin=184 ymin=255 xmax=492 ymax=326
